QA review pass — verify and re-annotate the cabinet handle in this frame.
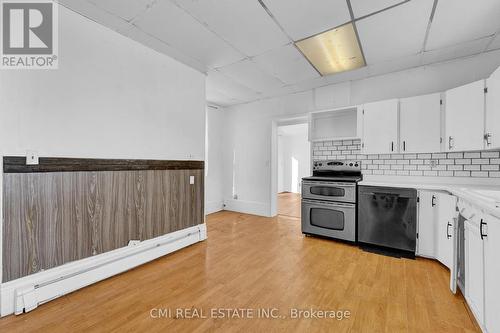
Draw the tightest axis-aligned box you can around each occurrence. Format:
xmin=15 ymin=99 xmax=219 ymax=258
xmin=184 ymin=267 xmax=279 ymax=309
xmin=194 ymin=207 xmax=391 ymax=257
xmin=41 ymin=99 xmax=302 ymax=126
xmin=484 ymin=133 xmax=492 ymax=146
xmin=403 ymin=141 xmax=406 ymax=152
xmin=447 ymin=222 xmax=452 ymax=239
xmin=448 ymin=136 xmax=454 ymax=150
xmin=391 ymin=141 xmax=394 ymax=152
xmin=431 ymin=195 xmax=436 ymax=207
xmin=480 ymin=219 xmax=487 ymax=240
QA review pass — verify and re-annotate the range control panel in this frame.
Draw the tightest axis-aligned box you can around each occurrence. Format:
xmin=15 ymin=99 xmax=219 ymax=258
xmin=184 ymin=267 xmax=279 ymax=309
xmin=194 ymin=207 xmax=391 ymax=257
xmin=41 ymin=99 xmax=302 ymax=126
xmin=313 ymin=160 xmax=361 ymax=172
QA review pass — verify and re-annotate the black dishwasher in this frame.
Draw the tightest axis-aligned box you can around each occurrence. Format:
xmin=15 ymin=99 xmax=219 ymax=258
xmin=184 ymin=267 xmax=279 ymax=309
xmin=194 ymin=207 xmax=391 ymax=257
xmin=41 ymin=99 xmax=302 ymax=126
xmin=358 ymin=186 xmax=417 ymax=254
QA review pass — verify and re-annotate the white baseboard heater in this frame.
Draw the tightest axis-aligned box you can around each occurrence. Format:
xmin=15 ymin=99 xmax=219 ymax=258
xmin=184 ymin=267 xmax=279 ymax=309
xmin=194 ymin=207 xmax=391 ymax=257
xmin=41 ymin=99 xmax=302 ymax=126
xmin=1 ymin=224 xmax=207 ymax=317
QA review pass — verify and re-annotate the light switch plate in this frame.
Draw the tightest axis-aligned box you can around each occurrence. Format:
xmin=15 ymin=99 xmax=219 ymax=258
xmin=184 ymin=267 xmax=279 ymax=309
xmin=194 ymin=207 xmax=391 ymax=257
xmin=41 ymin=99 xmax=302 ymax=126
xmin=26 ymin=151 xmax=39 ymax=165
xmin=189 ymin=176 xmax=195 ymax=185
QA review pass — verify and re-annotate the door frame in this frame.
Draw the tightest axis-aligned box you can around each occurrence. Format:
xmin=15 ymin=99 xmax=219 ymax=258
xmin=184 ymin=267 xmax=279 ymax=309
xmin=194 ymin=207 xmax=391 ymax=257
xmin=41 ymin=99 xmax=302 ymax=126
xmin=270 ymin=115 xmax=310 ymax=217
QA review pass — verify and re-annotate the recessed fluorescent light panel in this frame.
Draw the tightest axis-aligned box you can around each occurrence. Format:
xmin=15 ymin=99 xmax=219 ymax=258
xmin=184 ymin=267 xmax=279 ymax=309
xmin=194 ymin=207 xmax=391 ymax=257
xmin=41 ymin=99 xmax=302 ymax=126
xmin=295 ymin=23 xmax=365 ymax=76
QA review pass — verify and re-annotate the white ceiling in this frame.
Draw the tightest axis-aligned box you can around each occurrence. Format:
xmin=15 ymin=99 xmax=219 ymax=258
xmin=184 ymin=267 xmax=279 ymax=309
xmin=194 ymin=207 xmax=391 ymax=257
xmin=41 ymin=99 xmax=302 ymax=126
xmin=59 ymin=0 xmax=500 ymax=107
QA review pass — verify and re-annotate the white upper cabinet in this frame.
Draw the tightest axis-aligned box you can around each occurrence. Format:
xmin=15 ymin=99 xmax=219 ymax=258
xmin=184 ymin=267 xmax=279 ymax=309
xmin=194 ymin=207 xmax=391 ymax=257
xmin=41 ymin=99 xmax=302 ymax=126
xmin=362 ymin=99 xmax=399 ymax=154
xmin=484 ymin=215 xmax=500 ymax=333
xmin=309 ymin=107 xmax=361 ymax=141
xmin=486 ymin=66 xmax=500 ymax=149
xmin=445 ymin=80 xmax=486 ymax=152
xmin=400 ymin=93 xmax=442 ymax=153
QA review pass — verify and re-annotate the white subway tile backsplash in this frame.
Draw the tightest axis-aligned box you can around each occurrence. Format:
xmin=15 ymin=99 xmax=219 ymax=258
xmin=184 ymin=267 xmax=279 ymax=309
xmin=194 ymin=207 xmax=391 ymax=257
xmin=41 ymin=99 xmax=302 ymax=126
xmin=447 ymin=152 xmax=463 ymax=159
xmin=482 ymin=165 xmax=500 ymax=171
xmin=472 ymin=158 xmax=489 ymax=165
xmin=312 ymin=139 xmax=500 ymax=179
xmin=464 ymin=165 xmax=480 ymax=171
xmin=482 ymin=151 xmax=500 ymax=158
xmin=471 ymin=171 xmax=489 ymax=177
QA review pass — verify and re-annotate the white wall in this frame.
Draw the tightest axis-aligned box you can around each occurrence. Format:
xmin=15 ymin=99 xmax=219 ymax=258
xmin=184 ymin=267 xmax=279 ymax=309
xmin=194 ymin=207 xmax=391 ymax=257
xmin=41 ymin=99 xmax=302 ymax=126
xmin=278 ymin=124 xmax=310 ymax=193
xmin=205 ymin=107 xmax=225 ymax=214
xmin=222 ymin=50 xmax=500 ymax=217
xmin=0 ymin=5 xmax=206 ymax=160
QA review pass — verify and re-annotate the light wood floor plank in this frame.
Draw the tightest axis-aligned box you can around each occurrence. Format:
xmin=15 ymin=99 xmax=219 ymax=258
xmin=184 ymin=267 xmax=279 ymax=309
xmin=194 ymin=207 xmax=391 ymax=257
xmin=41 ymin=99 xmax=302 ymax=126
xmin=0 ymin=195 xmax=480 ymax=332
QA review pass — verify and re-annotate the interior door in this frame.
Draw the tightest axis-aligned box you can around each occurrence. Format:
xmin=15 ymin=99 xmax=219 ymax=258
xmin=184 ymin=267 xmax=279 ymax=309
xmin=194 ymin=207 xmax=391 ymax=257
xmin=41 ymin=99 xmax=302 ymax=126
xmin=417 ymin=191 xmax=436 ymax=257
xmin=435 ymin=193 xmax=458 ymax=292
xmin=484 ymin=215 xmax=500 ymax=333
xmin=445 ymin=80 xmax=485 ymax=151
xmin=465 ymin=218 xmax=485 ymax=323
xmin=486 ymin=67 xmax=500 ymax=149
xmin=400 ymin=93 xmax=441 ymax=153
xmin=362 ymin=99 xmax=399 ymax=154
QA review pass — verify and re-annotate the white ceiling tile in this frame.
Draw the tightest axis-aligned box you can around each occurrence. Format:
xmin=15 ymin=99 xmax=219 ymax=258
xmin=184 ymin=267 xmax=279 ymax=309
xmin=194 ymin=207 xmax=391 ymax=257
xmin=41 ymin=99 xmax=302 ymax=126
xmin=427 ymin=0 xmax=500 ymax=50
xmin=218 ymin=59 xmax=285 ymax=92
xmin=132 ymin=1 xmax=244 ymax=70
xmin=356 ymin=0 xmax=434 ymax=64
xmin=350 ymin=0 xmax=406 ymax=18
xmin=252 ymin=45 xmax=320 ymax=84
xmin=172 ymin=0 xmax=289 ymax=56
xmin=423 ymin=37 xmax=492 ymax=65
xmin=489 ymin=35 xmax=500 ymax=51
xmin=58 ymin=0 xmax=131 ymax=33
xmin=124 ymin=26 xmax=206 ymax=73
xmin=367 ymin=53 xmax=422 ymax=76
xmin=261 ymin=0 xmax=350 ymax=40
xmin=207 ymin=71 xmax=261 ymax=101
xmin=86 ymin=0 xmax=152 ymax=21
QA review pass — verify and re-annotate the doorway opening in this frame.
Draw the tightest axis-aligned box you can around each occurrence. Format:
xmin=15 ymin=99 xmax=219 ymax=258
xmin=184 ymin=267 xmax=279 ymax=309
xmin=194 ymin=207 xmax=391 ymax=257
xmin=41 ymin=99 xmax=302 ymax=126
xmin=277 ymin=123 xmax=310 ymax=218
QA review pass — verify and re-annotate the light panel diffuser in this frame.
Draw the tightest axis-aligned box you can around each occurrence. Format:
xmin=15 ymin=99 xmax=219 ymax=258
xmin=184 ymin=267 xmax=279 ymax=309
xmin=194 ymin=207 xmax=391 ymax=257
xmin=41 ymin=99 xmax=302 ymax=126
xmin=295 ymin=23 xmax=366 ymax=76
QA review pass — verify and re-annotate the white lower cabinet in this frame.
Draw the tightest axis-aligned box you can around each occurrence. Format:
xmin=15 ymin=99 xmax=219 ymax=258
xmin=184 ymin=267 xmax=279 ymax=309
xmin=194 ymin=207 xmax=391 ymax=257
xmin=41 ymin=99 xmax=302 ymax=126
xmin=484 ymin=215 xmax=500 ymax=333
xmin=417 ymin=191 xmax=457 ymax=274
xmin=464 ymin=217 xmax=485 ymax=325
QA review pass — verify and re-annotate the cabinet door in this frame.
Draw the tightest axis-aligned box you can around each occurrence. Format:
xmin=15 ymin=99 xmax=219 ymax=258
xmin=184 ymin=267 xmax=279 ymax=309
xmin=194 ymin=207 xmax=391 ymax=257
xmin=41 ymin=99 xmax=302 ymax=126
xmin=400 ymin=93 xmax=441 ymax=153
xmin=362 ymin=99 xmax=399 ymax=154
xmin=435 ymin=193 xmax=457 ymax=269
xmin=445 ymin=80 xmax=485 ymax=151
xmin=417 ymin=191 xmax=436 ymax=258
xmin=486 ymin=67 xmax=500 ymax=149
xmin=465 ymin=219 xmax=485 ymax=324
xmin=484 ymin=215 xmax=500 ymax=333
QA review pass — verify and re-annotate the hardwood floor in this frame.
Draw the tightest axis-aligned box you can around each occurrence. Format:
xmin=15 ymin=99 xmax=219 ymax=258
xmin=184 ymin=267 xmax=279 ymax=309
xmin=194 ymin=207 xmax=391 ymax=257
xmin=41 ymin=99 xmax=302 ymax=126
xmin=0 ymin=209 xmax=479 ymax=332
xmin=277 ymin=192 xmax=301 ymax=218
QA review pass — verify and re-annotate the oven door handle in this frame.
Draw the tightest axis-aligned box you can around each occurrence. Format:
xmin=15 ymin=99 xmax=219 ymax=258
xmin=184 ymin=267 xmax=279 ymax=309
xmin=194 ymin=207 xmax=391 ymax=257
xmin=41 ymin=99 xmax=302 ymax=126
xmin=302 ymin=199 xmax=355 ymax=208
xmin=302 ymin=181 xmax=356 ymax=187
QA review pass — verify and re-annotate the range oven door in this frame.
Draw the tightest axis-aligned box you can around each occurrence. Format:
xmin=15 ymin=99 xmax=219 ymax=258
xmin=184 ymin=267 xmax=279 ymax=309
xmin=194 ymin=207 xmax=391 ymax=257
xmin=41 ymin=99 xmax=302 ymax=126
xmin=302 ymin=181 xmax=356 ymax=203
xmin=301 ymin=199 xmax=356 ymax=242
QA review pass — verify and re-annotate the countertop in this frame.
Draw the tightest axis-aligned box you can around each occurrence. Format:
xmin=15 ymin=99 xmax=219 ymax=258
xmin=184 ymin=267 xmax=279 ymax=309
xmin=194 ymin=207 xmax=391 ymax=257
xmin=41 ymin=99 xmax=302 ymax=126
xmin=359 ymin=175 xmax=500 ymax=219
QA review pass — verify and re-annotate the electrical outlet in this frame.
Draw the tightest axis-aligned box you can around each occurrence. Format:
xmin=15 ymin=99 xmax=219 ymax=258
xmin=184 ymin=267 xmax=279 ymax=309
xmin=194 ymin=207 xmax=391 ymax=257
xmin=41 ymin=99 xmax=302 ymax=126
xmin=128 ymin=240 xmax=140 ymax=246
xmin=189 ymin=176 xmax=195 ymax=185
xmin=26 ymin=151 xmax=39 ymax=165
xmin=429 ymin=159 xmax=438 ymax=168
xmin=233 ymin=194 xmax=238 ymax=200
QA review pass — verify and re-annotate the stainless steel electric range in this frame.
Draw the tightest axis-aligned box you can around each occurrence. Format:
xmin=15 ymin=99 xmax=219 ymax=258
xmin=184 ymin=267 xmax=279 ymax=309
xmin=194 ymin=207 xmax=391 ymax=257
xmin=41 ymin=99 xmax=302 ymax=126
xmin=301 ymin=160 xmax=362 ymax=242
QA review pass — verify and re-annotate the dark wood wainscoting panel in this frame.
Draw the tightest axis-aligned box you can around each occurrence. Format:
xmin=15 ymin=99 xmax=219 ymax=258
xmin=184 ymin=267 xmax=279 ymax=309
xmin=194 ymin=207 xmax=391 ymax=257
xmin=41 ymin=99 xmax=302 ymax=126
xmin=2 ymin=169 xmax=204 ymax=282
xmin=3 ymin=156 xmax=204 ymax=173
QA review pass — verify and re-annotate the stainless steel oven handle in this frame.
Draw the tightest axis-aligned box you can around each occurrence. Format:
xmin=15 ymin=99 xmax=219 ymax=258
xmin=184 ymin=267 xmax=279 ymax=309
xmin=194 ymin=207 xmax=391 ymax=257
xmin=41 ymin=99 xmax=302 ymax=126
xmin=302 ymin=199 xmax=355 ymax=208
xmin=302 ymin=181 xmax=356 ymax=187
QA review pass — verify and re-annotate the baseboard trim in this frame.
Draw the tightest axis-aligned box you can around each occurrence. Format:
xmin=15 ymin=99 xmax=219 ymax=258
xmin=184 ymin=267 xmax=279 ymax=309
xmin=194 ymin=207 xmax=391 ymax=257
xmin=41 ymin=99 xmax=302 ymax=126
xmin=223 ymin=199 xmax=270 ymax=217
xmin=205 ymin=200 xmax=224 ymax=215
xmin=0 ymin=224 xmax=207 ymax=317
